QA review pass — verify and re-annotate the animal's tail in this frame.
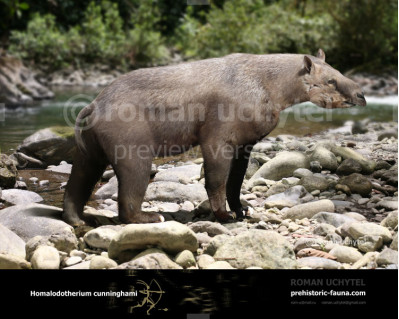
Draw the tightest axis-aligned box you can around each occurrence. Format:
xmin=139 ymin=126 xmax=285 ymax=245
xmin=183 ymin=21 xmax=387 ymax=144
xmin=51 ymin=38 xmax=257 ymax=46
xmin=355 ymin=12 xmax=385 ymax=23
xmin=75 ymin=103 xmax=95 ymax=154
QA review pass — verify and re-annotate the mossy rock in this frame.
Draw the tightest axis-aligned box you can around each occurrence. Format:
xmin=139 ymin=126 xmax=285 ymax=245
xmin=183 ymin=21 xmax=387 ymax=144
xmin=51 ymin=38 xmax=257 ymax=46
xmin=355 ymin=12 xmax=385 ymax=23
xmin=50 ymin=126 xmax=75 ymax=139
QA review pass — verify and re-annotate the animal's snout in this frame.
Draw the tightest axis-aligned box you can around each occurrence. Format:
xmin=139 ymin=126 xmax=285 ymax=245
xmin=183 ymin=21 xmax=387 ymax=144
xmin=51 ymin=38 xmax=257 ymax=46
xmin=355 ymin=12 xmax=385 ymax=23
xmin=356 ymin=92 xmax=365 ymax=100
xmin=355 ymin=92 xmax=367 ymax=107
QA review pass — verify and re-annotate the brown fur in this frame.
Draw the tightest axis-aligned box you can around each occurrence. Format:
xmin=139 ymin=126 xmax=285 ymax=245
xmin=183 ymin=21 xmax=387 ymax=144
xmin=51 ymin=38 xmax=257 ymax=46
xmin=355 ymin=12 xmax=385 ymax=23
xmin=63 ymin=49 xmax=366 ymax=225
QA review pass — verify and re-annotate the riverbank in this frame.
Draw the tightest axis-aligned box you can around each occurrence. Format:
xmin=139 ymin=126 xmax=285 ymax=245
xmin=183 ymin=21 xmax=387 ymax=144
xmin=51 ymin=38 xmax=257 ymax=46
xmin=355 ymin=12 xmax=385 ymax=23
xmin=0 ymin=120 xmax=397 ymax=269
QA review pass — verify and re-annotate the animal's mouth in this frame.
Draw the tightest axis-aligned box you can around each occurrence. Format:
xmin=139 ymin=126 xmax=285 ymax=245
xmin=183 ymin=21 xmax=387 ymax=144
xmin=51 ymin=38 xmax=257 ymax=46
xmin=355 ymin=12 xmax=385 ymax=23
xmin=343 ymin=101 xmax=357 ymax=107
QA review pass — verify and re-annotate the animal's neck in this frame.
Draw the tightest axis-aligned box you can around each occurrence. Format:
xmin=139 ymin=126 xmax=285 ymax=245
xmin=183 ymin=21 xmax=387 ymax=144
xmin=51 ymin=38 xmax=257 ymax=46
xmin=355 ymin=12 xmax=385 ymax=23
xmin=255 ymin=54 xmax=310 ymax=112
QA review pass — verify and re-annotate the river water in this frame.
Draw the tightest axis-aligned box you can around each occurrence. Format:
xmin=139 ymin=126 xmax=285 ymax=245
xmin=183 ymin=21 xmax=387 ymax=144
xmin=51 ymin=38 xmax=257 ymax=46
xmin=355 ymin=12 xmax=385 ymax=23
xmin=0 ymin=86 xmax=397 ymax=153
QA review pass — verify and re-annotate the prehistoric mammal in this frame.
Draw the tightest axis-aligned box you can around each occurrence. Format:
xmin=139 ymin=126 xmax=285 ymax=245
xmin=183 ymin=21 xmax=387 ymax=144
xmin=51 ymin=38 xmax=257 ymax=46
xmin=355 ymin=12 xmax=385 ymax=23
xmin=63 ymin=49 xmax=366 ymax=226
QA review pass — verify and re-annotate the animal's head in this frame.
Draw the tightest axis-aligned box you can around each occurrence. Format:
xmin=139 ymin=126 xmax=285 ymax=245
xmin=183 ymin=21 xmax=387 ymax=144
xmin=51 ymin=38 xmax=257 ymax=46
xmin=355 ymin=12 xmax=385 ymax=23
xmin=302 ymin=49 xmax=366 ymax=108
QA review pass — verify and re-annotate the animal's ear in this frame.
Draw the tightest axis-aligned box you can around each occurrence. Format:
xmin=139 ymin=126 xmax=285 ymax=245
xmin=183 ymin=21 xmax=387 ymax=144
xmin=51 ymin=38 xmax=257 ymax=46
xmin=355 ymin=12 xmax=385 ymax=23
xmin=303 ymin=55 xmax=313 ymax=73
xmin=316 ymin=48 xmax=325 ymax=61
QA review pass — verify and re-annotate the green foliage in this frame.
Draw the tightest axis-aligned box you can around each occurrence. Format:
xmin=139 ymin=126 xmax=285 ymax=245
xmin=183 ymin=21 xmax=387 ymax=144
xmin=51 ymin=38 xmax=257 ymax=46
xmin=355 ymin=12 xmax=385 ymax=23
xmin=3 ymin=0 xmax=398 ymax=73
xmin=8 ymin=13 xmax=69 ymax=69
xmin=177 ymin=0 xmax=336 ymax=59
xmin=326 ymin=0 xmax=398 ymax=73
xmin=8 ymin=0 xmax=169 ymax=71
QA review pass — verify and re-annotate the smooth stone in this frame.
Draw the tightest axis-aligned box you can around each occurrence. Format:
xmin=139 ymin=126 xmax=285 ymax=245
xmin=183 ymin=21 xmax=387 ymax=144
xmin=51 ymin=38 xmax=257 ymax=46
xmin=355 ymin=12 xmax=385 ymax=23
xmin=115 ymin=249 xmax=182 ymax=269
xmin=283 ymin=199 xmax=334 ymax=220
xmin=338 ymin=173 xmax=372 ymax=197
xmin=343 ymin=212 xmax=367 ymax=222
xmin=247 ymin=151 xmax=310 ymax=187
xmin=89 ymin=256 xmax=118 ymax=269
xmin=1 ymin=189 xmax=43 ymax=205
xmin=156 ymin=202 xmax=180 ymax=213
xmin=313 ymin=223 xmax=336 ymax=236
xmin=63 ymin=261 xmax=91 ymax=269
xmin=188 ymin=221 xmax=231 ymax=237
xmin=181 ymin=201 xmax=195 ymax=211
xmin=203 ymin=234 xmax=231 ymax=256
xmin=341 ymin=222 xmax=392 ymax=244
xmin=0 ymin=253 xmax=31 ymax=269
xmin=0 ymin=224 xmax=26 ymax=259
xmin=293 ymin=168 xmax=313 ymax=179
xmin=31 ymin=246 xmax=60 ymax=269
xmin=94 ymin=176 xmax=118 ymax=199
xmin=213 ymin=230 xmax=296 ymax=269
xmin=102 ymin=169 xmax=115 ymax=180
xmin=196 ymin=232 xmax=212 ymax=247
xmin=350 ymin=252 xmax=379 ymax=269
xmin=197 ymin=254 xmax=216 ymax=269
xmin=0 ymin=203 xmax=73 ymax=242
xmin=84 ymin=226 xmax=120 ymax=250
xmin=310 ymin=146 xmax=338 ymax=171
xmin=264 ymin=185 xmax=308 ymax=209
xmin=46 ymin=162 xmax=72 ymax=174
xmin=154 ymin=165 xmax=202 ymax=183
xmin=357 ymin=235 xmax=384 ymax=253
xmin=299 ymin=175 xmax=330 ymax=193
xmin=380 ymin=211 xmax=398 ymax=229
xmin=297 ymin=257 xmax=342 ymax=269
xmin=63 ymin=256 xmax=82 ymax=267
xmin=329 ymin=246 xmax=363 ymax=263
xmin=70 ymin=250 xmax=87 ymax=259
xmin=250 ymin=152 xmax=271 ymax=164
xmin=175 ymin=250 xmax=196 ymax=268
xmin=376 ymin=248 xmax=398 ymax=266
xmin=336 ymin=158 xmax=363 ymax=175
xmin=252 ymin=142 xmax=274 ymax=153
xmin=378 ymin=130 xmax=398 ymax=141
xmin=108 ymin=221 xmax=198 ymax=261
xmin=311 ymin=212 xmax=356 ymax=227
xmin=144 ymin=181 xmax=207 ymax=203
xmin=377 ymin=201 xmax=398 ymax=211
xmin=265 ymin=183 xmax=289 ymax=197
xmin=205 ymin=261 xmax=235 ymax=269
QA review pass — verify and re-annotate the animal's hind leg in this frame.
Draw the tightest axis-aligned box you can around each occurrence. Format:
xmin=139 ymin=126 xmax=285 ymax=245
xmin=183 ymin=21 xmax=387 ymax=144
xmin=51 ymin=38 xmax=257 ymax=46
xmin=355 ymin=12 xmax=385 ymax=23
xmin=63 ymin=150 xmax=107 ymax=226
xmin=113 ymin=156 xmax=164 ymax=224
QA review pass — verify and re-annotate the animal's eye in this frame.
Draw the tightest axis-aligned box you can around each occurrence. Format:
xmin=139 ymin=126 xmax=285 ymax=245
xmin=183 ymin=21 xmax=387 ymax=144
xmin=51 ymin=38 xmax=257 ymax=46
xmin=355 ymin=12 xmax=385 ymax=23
xmin=327 ymin=79 xmax=337 ymax=85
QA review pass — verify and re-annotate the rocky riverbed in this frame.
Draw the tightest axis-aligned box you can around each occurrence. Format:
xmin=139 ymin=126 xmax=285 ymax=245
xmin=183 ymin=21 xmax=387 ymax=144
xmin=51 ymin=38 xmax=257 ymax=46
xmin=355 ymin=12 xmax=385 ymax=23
xmin=0 ymin=121 xmax=397 ymax=269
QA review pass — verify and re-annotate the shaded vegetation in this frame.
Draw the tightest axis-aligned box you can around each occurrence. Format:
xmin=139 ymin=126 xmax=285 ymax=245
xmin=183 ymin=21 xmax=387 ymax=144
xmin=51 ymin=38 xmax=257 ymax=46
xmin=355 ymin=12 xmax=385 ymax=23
xmin=1 ymin=0 xmax=397 ymax=73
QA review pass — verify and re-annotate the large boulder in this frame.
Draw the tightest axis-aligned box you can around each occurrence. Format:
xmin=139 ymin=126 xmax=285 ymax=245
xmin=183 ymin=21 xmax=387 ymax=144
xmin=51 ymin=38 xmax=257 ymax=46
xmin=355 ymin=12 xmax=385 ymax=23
xmin=0 ymin=154 xmax=18 ymax=189
xmin=247 ymin=151 xmax=309 ymax=187
xmin=213 ymin=230 xmax=297 ymax=269
xmin=16 ymin=126 xmax=76 ymax=166
xmin=1 ymin=189 xmax=43 ymax=205
xmin=0 ymin=55 xmax=53 ymax=105
xmin=108 ymin=221 xmax=198 ymax=261
xmin=0 ymin=203 xmax=74 ymax=242
xmin=0 ymin=224 xmax=26 ymax=258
